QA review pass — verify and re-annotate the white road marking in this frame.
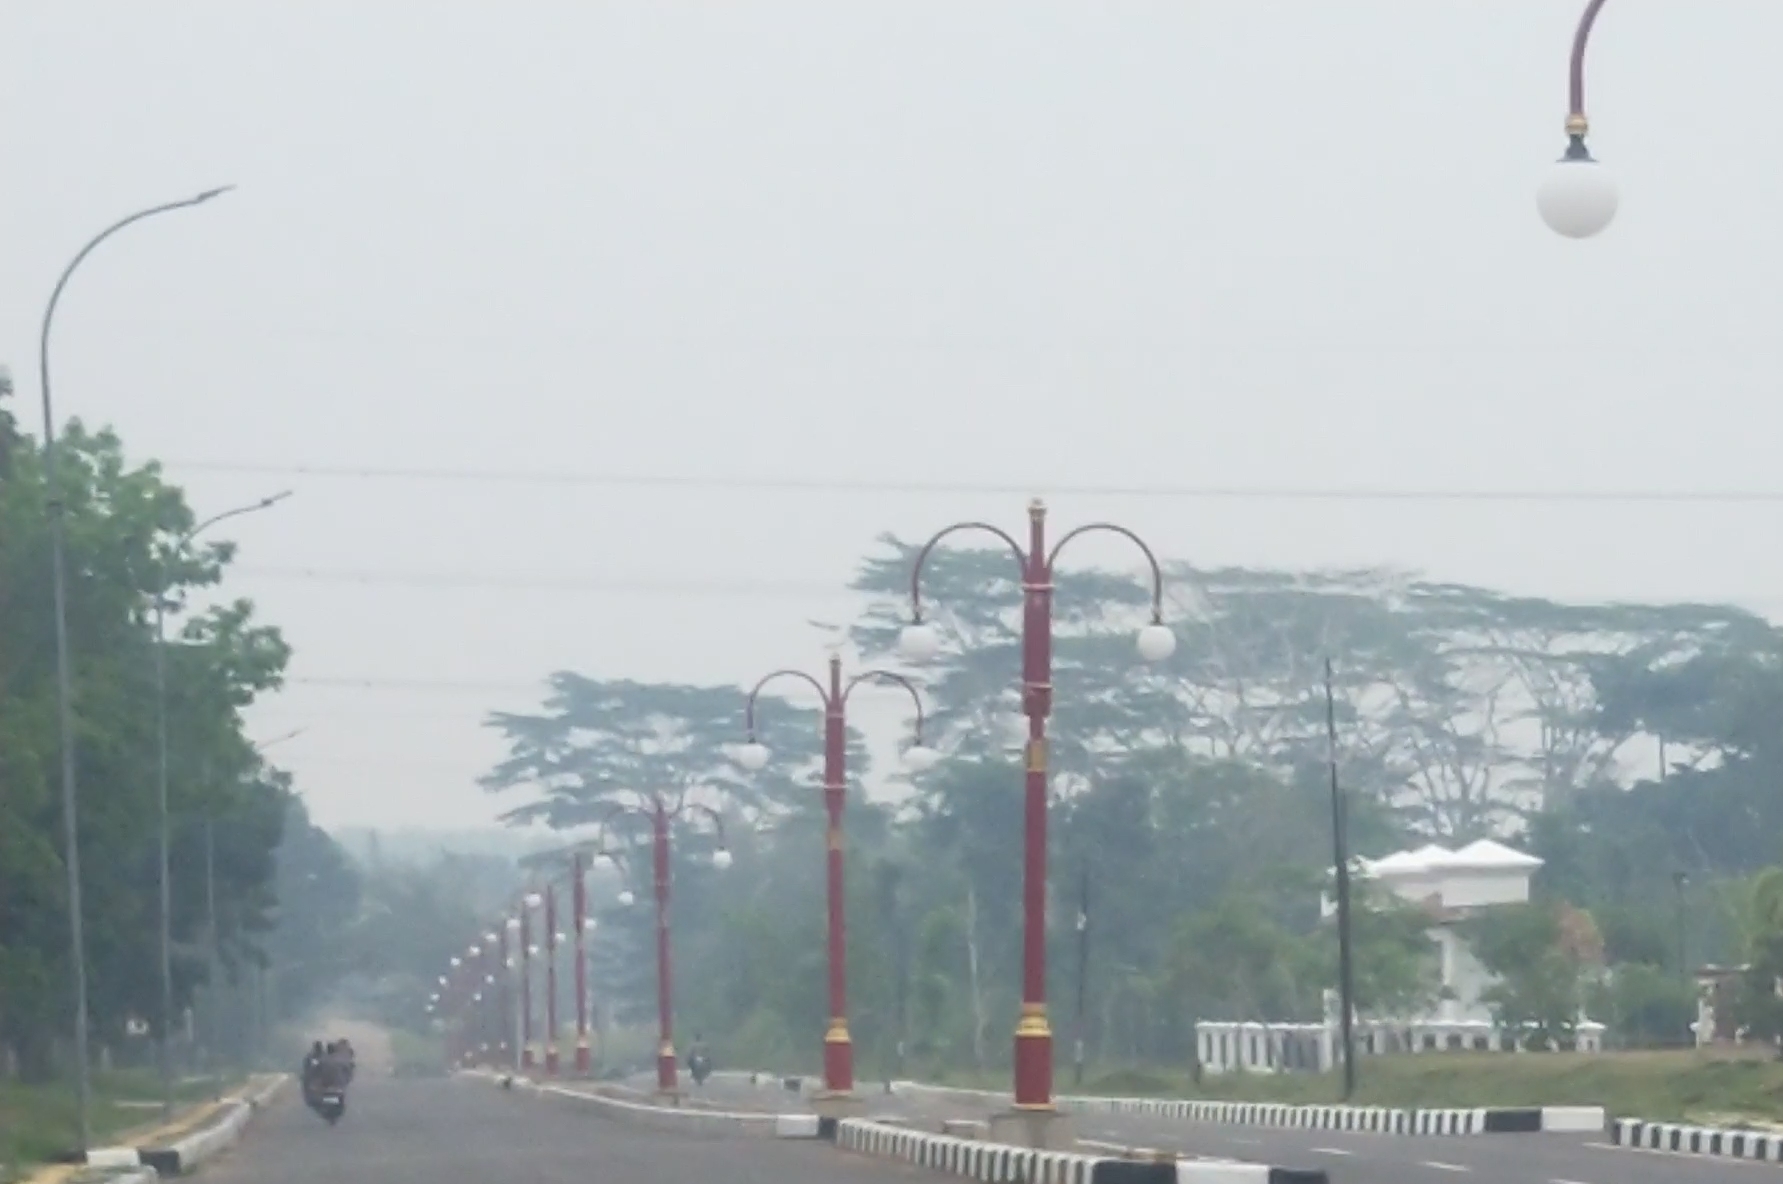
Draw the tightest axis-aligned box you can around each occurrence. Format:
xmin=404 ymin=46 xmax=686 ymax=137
xmin=1419 ymin=1161 xmax=1471 ymax=1173
xmin=1309 ymin=1147 xmax=1353 ymax=1156
xmin=1550 ymin=1177 xmax=1596 ymax=1184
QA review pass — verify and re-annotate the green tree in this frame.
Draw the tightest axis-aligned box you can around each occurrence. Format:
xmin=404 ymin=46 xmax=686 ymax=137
xmin=1 ymin=420 xmax=292 ymax=1077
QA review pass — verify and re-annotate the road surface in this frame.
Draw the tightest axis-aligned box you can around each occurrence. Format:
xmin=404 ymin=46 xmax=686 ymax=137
xmin=687 ymin=1075 xmax=1766 ymax=1184
xmin=199 ymin=1075 xmax=943 ymax=1183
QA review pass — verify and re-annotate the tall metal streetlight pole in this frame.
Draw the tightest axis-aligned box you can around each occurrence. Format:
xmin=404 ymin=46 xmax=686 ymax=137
xmin=152 ymin=491 xmax=290 ymax=1118
xmin=898 ymin=499 xmax=1174 ymax=1146
xmin=736 ymin=655 xmax=938 ymax=1114
xmin=1325 ymin=660 xmax=1358 ymax=1101
xmin=36 ymin=185 xmax=233 ymax=1152
xmin=597 ymin=797 xmax=732 ymax=1099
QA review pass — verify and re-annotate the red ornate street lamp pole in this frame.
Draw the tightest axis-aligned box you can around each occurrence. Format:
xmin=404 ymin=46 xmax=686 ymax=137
xmin=899 ymin=499 xmax=1173 ymax=1136
xmin=596 ymin=797 xmax=732 ymax=1099
xmin=573 ymin=851 xmax=592 ymax=1075
xmin=737 ymin=655 xmax=938 ymax=1110
xmin=544 ymin=885 xmax=561 ymax=1075
xmin=521 ymin=841 xmax=623 ymax=1078
xmin=519 ymin=897 xmax=537 ymax=1071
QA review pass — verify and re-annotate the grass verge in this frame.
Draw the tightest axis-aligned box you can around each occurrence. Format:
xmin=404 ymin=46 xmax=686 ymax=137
xmin=929 ymin=1048 xmax=1783 ymax=1126
xmin=1 ymin=1069 xmax=239 ymax=1177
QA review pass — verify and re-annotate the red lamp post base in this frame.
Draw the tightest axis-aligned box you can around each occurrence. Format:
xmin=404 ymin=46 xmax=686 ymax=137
xmin=822 ymin=1018 xmax=854 ymax=1095
xmin=1012 ymin=1005 xmax=1054 ymax=1108
xmin=522 ymin=1046 xmax=536 ymax=1072
xmin=545 ymin=1045 xmax=559 ymax=1075
xmin=655 ymin=1043 xmax=679 ymax=1100
xmin=574 ymin=1039 xmax=591 ymax=1076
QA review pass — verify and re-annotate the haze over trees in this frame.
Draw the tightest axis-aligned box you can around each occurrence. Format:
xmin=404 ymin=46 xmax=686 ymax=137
xmin=485 ymin=537 xmax=1783 ymax=1072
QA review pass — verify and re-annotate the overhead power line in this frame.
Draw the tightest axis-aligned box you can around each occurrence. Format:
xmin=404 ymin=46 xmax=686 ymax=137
xmin=165 ymin=460 xmax=1783 ymax=505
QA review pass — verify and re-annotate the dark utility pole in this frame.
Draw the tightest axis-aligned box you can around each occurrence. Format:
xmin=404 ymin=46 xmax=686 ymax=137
xmin=1672 ymin=872 xmax=1689 ymax=981
xmin=1073 ymin=864 xmax=1090 ymax=1088
xmin=1325 ymin=659 xmax=1357 ymax=1102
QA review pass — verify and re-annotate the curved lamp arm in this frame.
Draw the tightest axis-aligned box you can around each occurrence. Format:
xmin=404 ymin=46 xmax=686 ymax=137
xmin=742 ymin=669 xmax=831 ymax=740
xmin=842 ymin=668 xmax=929 ymax=744
xmin=1567 ymin=0 xmax=1611 ymax=135
xmin=1047 ymin=523 xmax=1169 ymax=625
xmin=907 ymin=522 xmax=1027 ymax=626
xmin=39 ymin=188 xmax=234 ymax=454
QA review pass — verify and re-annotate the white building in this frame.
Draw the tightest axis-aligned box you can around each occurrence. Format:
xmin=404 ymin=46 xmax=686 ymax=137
xmin=1196 ymin=839 xmax=1604 ymax=1075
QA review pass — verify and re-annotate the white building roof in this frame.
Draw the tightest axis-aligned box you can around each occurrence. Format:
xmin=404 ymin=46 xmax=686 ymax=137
xmin=1356 ymin=840 xmax=1542 ymax=878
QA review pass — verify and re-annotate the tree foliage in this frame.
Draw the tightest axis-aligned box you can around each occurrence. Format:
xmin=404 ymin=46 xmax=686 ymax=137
xmin=1 ymin=415 xmax=303 ymax=1078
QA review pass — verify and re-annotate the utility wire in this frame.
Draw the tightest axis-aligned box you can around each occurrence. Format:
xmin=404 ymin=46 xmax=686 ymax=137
xmin=164 ymin=459 xmax=1783 ymax=505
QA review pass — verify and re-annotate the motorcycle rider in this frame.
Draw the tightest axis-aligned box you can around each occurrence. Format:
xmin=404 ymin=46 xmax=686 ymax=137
xmin=687 ymin=1034 xmax=712 ymax=1085
xmin=300 ymin=1041 xmax=327 ymax=1105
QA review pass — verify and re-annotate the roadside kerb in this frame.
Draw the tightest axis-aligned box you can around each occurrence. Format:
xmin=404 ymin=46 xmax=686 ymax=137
xmin=470 ymin=1071 xmax=829 ymax=1139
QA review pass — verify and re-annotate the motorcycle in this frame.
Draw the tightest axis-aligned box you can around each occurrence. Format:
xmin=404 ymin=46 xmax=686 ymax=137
xmin=688 ymin=1053 xmax=712 ymax=1087
xmin=314 ymin=1088 xmax=346 ymax=1125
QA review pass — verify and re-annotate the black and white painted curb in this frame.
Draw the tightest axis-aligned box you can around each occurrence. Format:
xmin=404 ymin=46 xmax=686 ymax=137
xmin=143 ymin=1073 xmax=290 ymax=1175
xmin=1612 ymin=1117 xmax=1783 ymax=1163
xmin=886 ymin=1079 xmax=1605 ymax=1138
xmin=68 ymin=1073 xmax=289 ymax=1176
xmin=838 ymin=1117 xmax=1329 ymax=1184
xmin=471 ymin=1070 xmax=833 ymax=1138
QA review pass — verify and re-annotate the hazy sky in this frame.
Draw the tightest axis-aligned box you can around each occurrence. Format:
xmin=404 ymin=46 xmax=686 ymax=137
xmin=6 ymin=2 xmax=1782 ymax=831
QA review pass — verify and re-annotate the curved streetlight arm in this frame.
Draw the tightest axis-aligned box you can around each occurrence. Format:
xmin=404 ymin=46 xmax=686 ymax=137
xmin=184 ymin=491 xmax=294 ymax=546
xmin=742 ymin=669 xmax=832 ymax=737
xmin=157 ymin=490 xmax=295 ymax=609
xmin=39 ymin=188 xmax=235 ymax=453
xmin=1567 ymin=0 xmax=1610 ymax=132
xmin=682 ymin=802 xmax=728 ymax=846
xmin=841 ymin=669 xmax=929 ymax=744
xmin=907 ymin=522 xmax=1027 ymax=624
xmin=1046 ymin=523 xmax=1169 ymax=624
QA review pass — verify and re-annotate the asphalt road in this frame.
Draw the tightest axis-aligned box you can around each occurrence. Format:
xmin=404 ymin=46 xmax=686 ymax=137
xmin=687 ymin=1075 xmax=1770 ymax=1184
xmin=198 ymin=1075 xmax=945 ymax=1183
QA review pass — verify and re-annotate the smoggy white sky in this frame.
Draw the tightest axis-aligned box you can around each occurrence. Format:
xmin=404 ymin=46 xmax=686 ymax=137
xmin=5 ymin=2 xmax=1782 ymax=830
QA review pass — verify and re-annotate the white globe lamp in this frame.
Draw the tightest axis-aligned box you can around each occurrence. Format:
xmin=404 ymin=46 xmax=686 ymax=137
xmin=617 ymin=889 xmax=636 ymax=907
xmin=1137 ymin=622 xmax=1177 ymax=663
xmin=1537 ymin=130 xmax=1617 ymax=239
xmin=899 ymin=621 xmax=942 ymax=663
xmin=902 ymin=744 xmax=941 ymax=773
xmin=713 ymin=847 xmax=734 ymax=871
xmin=736 ymin=741 xmax=771 ymax=771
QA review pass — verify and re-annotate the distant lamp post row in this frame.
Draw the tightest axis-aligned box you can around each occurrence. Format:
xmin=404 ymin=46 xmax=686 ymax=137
xmin=738 ymin=655 xmax=938 ymax=1109
xmin=897 ymin=500 xmax=1173 ymax=1121
xmin=1536 ymin=0 xmax=1618 ymax=238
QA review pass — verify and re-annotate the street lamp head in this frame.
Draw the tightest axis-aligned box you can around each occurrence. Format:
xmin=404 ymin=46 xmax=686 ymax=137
xmin=898 ymin=621 xmax=942 ymax=663
xmin=467 ymin=945 xmax=480 ymax=957
xmin=736 ymin=741 xmax=771 ymax=772
xmin=581 ymin=916 xmax=598 ymax=933
xmin=616 ymin=888 xmax=637 ymax=907
xmin=1136 ymin=622 xmax=1177 ymax=663
xmin=504 ymin=917 xmax=521 ymax=933
xmin=712 ymin=846 xmax=734 ymax=871
xmin=902 ymin=743 xmax=941 ymax=774
xmin=1537 ymin=139 xmax=1618 ymax=239
xmin=523 ymin=892 xmax=543 ymax=909
xmin=483 ymin=932 xmax=499 ymax=944
xmin=449 ymin=957 xmax=461 ymax=968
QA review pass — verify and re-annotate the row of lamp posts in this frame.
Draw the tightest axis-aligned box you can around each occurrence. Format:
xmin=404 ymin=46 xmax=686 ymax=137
xmin=41 ymin=0 xmax=1640 ymax=1147
xmin=434 ymin=499 xmax=1177 ymax=1132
